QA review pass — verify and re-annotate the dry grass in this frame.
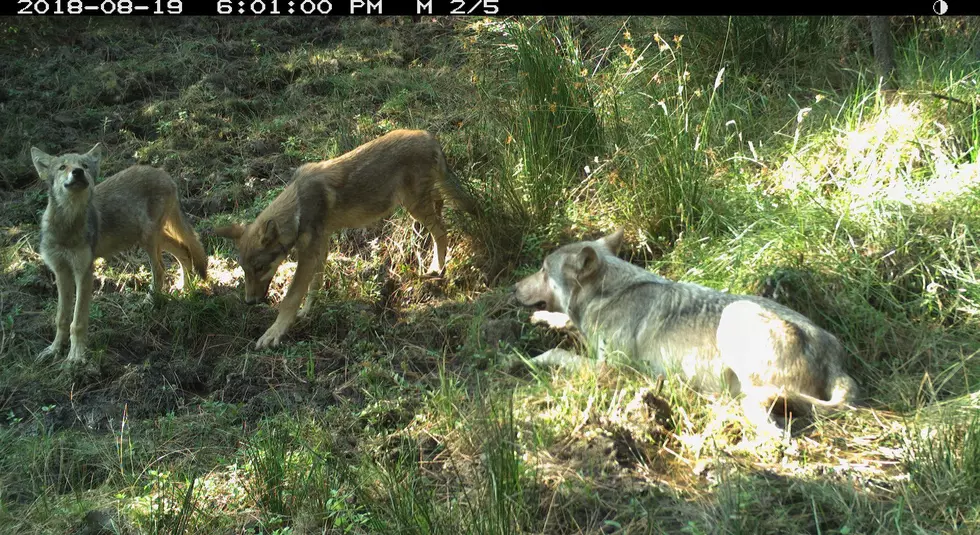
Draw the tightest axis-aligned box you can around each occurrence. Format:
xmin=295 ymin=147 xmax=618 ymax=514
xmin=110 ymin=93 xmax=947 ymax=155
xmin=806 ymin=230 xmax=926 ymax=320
xmin=0 ymin=15 xmax=978 ymax=535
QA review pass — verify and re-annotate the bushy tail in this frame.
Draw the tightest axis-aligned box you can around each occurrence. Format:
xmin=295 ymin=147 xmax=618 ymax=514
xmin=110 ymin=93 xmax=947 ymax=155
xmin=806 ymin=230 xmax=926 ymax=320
xmin=435 ymin=145 xmax=481 ymax=217
xmin=440 ymin=169 xmax=481 ymax=216
xmin=821 ymin=373 xmax=860 ymax=409
xmin=164 ymin=203 xmax=209 ymax=281
xmin=789 ymin=373 xmax=860 ymax=417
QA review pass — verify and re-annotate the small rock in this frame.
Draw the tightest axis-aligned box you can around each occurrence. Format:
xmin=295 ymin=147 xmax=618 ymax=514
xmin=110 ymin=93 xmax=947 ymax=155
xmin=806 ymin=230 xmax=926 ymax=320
xmin=481 ymin=318 xmax=520 ymax=349
xmin=79 ymin=509 xmax=127 ymax=535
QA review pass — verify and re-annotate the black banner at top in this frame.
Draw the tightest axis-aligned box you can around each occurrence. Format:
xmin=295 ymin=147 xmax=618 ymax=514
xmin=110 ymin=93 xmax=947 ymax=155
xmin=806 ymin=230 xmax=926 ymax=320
xmin=6 ymin=0 xmax=971 ymax=16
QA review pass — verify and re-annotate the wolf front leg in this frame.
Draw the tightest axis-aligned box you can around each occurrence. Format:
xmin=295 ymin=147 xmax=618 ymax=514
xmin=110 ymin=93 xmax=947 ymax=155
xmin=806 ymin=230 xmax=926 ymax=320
xmin=255 ymin=239 xmax=325 ymax=349
xmin=65 ymin=265 xmax=95 ymax=366
xmin=739 ymin=387 xmax=789 ymax=443
xmin=530 ymin=310 xmax=574 ymax=330
xmin=405 ymin=194 xmax=448 ymax=275
xmin=531 ymin=348 xmax=593 ymax=370
xmin=38 ymin=265 xmax=75 ymax=361
xmin=143 ymin=236 xmax=167 ymax=305
xmin=299 ymin=236 xmax=330 ymax=319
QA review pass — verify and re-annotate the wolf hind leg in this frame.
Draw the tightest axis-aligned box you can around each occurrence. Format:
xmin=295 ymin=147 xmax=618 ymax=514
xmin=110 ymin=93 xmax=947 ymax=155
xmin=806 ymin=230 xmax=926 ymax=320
xmin=161 ymin=236 xmax=196 ymax=291
xmin=142 ymin=234 xmax=168 ymax=303
xmin=406 ymin=193 xmax=449 ymax=274
xmin=164 ymin=205 xmax=208 ymax=283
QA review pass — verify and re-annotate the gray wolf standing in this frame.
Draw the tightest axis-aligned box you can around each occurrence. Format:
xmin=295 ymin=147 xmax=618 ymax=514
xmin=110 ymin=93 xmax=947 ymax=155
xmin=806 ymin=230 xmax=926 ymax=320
xmin=515 ymin=229 xmax=858 ymax=430
xmin=215 ymin=129 xmax=478 ymax=350
xmin=31 ymin=144 xmax=208 ymax=368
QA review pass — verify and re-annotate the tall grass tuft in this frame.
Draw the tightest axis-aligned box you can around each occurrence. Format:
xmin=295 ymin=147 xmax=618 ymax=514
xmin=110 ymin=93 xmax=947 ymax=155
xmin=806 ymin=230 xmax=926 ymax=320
xmin=685 ymin=17 xmax=850 ymax=75
xmin=597 ymin=29 xmax=730 ymax=243
xmin=903 ymin=408 xmax=980 ymax=512
xmin=466 ymin=17 xmax=606 ymax=265
xmin=507 ymin=19 xmax=604 ymax=188
xmin=357 ymin=438 xmax=446 ymax=535
xmin=242 ymin=423 xmax=292 ymax=523
xmin=474 ymin=392 xmax=537 ymax=535
xmin=241 ymin=418 xmax=366 ymax=532
xmin=355 ymin=392 xmax=537 ymax=535
xmin=134 ymin=471 xmax=202 ymax=535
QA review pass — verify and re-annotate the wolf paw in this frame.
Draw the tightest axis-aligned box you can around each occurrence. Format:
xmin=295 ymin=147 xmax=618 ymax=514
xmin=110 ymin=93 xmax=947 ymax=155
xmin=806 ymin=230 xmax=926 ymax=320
xmin=64 ymin=344 xmax=88 ymax=366
xmin=256 ymin=324 xmax=288 ymax=350
xmin=142 ymin=292 xmax=166 ymax=308
xmin=424 ymin=258 xmax=446 ymax=279
xmin=530 ymin=310 xmax=574 ymax=330
xmin=532 ymin=348 xmax=592 ymax=370
xmin=59 ymin=345 xmax=98 ymax=378
xmin=61 ymin=357 xmax=98 ymax=379
xmin=37 ymin=342 xmax=65 ymax=362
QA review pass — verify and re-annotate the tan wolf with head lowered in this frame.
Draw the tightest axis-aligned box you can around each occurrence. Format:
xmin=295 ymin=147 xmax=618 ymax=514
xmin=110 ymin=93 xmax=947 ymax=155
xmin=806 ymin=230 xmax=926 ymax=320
xmin=515 ymin=229 xmax=859 ymax=432
xmin=215 ymin=129 xmax=478 ymax=350
xmin=31 ymin=144 xmax=208 ymax=369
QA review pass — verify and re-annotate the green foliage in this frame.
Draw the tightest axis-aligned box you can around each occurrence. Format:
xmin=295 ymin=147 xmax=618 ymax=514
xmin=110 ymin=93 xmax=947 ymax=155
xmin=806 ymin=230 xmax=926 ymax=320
xmin=1 ymin=15 xmax=979 ymax=535
xmin=474 ymin=392 xmax=537 ymax=535
xmin=903 ymin=407 xmax=980 ymax=511
xmin=241 ymin=418 xmax=368 ymax=532
xmin=129 ymin=470 xmax=202 ymax=535
xmin=597 ymin=30 xmax=728 ymax=241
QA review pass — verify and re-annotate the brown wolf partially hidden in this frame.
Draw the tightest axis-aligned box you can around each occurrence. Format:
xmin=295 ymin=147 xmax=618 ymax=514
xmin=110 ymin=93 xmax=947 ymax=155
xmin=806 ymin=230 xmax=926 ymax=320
xmin=31 ymin=144 xmax=208 ymax=369
xmin=215 ymin=129 xmax=478 ymax=350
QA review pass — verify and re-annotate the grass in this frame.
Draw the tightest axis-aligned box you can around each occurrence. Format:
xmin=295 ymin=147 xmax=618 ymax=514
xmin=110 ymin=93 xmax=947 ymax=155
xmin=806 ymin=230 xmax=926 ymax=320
xmin=1 ymin=14 xmax=979 ymax=534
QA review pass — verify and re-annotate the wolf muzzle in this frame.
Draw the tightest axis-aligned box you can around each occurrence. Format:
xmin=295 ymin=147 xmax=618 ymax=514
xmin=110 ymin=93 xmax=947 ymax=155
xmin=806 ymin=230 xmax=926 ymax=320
xmin=244 ymin=285 xmax=271 ymax=305
xmin=512 ymin=285 xmax=543 ymax=309
xmin=514 ymin=271 xmax=551 ymax=310
xmin=64 ymin=168 xmax=89 ymax=190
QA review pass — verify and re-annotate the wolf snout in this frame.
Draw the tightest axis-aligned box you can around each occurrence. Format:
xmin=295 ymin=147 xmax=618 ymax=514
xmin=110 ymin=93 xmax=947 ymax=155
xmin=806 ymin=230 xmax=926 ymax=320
xmin=511 ymin=291 xmax=544 ymax=310
xmin=513 ymin=285 xmax=547 ymax=310
xmin=65 ymin=168 xmax=89 ymax=189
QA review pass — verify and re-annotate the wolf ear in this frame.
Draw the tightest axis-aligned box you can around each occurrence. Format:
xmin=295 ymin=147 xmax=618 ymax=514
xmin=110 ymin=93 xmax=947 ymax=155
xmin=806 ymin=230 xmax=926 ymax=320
xmin=214 ymin=223 xmax=246 ymax=241
xmin=598 ymin=228 xmax=624 ymax=255
xmin=84 ymin=143 xmax=103 ymax=165
xmin=573 ymin=246 xmax=602 ymax=281
xmin=260 ymin=219 xmax=279 ymax=247
xmin=30 ymin=147 xmax=52 ymax=177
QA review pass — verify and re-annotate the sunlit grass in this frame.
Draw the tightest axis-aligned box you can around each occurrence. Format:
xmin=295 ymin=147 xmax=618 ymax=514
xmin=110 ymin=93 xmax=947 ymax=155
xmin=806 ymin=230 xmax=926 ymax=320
xmin=0 ymin=15 xmax=978 ymax=535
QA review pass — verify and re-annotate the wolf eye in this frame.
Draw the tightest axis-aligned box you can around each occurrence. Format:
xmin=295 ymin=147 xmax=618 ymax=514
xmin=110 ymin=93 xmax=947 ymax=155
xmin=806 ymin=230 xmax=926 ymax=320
xmin=82 ymin=163 xmax=89 ymax=169
xmin=58 ymin=164 xmax=67 ymax=171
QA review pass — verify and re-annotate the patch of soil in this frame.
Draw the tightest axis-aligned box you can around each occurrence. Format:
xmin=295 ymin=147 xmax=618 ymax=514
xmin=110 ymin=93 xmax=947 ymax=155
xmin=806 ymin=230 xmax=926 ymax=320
xmin=553 ymin=388 xmax=674 ymax=479
xmin=29 ymin=338 xmax=364 ymax=433
xmin=480 ymin=317 xmax=522 ymax=350
xmin=209 ymin=345 xmax=355 ymax=422
xmin=390 ymin=344 xmax=444 ymax=378
xmin=39 ymin=355 xmax=210 ymax=432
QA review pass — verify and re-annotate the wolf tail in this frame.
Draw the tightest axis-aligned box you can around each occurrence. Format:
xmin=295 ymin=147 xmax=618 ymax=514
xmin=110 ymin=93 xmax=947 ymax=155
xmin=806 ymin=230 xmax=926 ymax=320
xmin=435 ymin=145 xmax=481 ymax=217
xmin=441 ymin=169 xmax=481 ymax=216
xmin=163 ymin=202 xmax=209 ymax=281
xmin=817 ymin=373 xmax=860 ymax=410
xmin=789 ymin=373 xmax=860 ymax=417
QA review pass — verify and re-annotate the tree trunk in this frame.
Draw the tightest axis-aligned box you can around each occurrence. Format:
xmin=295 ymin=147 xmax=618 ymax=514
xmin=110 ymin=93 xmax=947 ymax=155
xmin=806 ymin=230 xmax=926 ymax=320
xmin=868 ymin=16 xmax=897 ymax=89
